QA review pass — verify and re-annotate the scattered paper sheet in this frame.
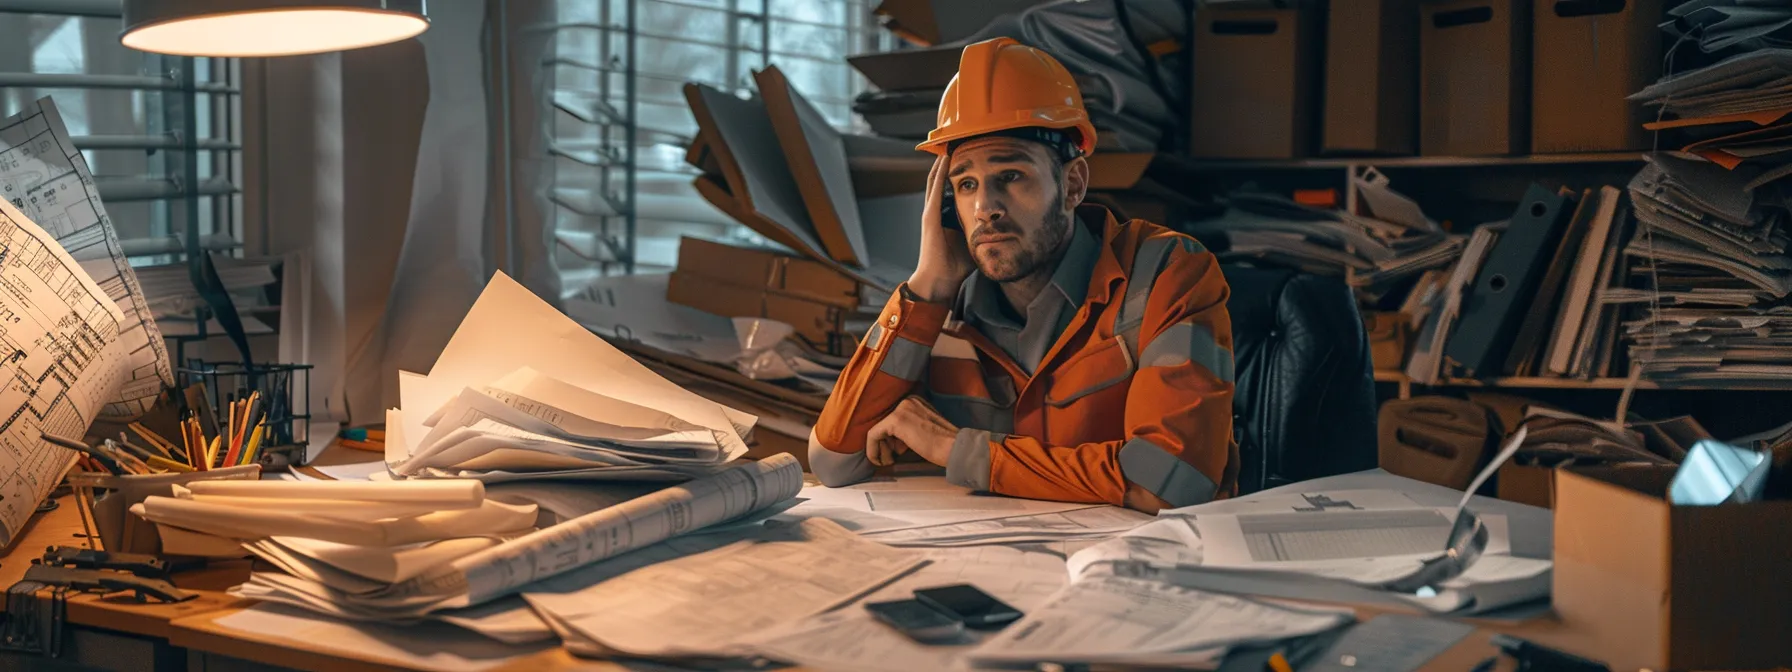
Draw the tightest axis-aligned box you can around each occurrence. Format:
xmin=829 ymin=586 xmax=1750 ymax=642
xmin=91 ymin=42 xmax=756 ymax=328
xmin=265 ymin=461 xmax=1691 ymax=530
xmin=967 ymin=575 xmax=1352 ymax=666
xmin=748 ymin=544 xmax=1072 ymax=672
xmin=863 ymin=506 xmax=1153 ymax=547
xmin=0 ymin=97 xmax=171 ymax=420
xmin=526 ymin=518 xmax=924 ymax=659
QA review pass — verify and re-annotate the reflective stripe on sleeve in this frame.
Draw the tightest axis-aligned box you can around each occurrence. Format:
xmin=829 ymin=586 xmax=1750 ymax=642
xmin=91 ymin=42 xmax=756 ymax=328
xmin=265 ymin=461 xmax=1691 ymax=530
xmin=1139 ymin=320 xmax=1235 ymax=382
xmin=1119 ymin=437 xmax=1217 ymax=508
xmin=877 ymin=335 xmax=930 ymax=381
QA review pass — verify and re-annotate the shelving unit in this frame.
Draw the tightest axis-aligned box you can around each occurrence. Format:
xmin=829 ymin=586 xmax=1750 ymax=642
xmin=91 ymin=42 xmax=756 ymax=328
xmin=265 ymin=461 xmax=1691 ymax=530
xmin=1369 ymin=370 xmax=1790 ymax=399
xmin=1172 ymin=151 xmax=1650 ymax=171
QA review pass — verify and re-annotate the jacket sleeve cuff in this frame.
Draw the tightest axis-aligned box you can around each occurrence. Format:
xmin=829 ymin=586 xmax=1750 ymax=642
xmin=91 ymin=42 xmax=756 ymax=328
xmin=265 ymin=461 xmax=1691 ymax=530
xmin=946 ymin=429 xmax=995 ymax=491
xmin=867 ymin=282 xmax=952 ymax=349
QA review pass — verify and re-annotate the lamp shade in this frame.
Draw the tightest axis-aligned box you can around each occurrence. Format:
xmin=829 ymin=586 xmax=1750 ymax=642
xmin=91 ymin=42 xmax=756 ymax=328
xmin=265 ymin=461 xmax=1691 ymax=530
xmin=121 ymin=0 xmax=429 ymax=57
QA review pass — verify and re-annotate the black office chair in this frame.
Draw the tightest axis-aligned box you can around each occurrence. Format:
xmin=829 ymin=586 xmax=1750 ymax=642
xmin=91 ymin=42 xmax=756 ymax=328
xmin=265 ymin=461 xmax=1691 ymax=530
xmin=1222 ymin=264 xmax=1380 ymax=494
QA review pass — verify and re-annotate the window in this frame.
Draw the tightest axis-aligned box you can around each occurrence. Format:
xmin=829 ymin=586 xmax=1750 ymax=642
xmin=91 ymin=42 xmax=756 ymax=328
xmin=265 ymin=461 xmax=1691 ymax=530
xmin=0 ymin=2 xmax=241 ymax=267
xmin=549 ymin=0 xmax=893 ymax=292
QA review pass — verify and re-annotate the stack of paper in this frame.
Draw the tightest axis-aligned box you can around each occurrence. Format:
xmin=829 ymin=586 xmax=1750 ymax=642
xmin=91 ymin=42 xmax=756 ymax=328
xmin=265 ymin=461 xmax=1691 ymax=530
xmin=1631 ymin=49 xmax=1792 ymax=171
xmin=387 ymin=272 xmax=756 ymax=482
xmin=1662 ymin=2 xmax=1792 ymax=54
xmin=131 ymin=478 xmax=537 ymax=560
xmin=1188 ymin=174 xmax=1463 ymax=303
xmin=232 ymin=453 xmax=804 ymax=622
xmin=1619 ymin=154 xmax=1792 ymax=385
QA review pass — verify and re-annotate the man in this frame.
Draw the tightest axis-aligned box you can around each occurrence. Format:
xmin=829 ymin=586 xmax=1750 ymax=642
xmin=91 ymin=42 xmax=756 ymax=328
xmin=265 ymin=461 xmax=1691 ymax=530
xmin=808 ymin=37 xmax=1236 ymax=513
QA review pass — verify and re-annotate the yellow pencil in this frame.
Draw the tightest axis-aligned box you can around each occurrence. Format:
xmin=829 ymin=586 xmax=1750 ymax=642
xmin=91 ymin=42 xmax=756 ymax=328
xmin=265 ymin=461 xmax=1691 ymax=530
xmin=206 ymin=435 xmax=221 ymax=470
xmin=147 ymin=455 xmax=195 ymax=473
xmin=243 ymin=422 xmax=267 ymax=466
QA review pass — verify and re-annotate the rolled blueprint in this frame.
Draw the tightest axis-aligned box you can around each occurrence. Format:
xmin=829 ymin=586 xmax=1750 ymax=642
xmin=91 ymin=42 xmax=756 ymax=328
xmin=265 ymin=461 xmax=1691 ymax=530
xmin=451 ymin=452 xmax=804 ymax=605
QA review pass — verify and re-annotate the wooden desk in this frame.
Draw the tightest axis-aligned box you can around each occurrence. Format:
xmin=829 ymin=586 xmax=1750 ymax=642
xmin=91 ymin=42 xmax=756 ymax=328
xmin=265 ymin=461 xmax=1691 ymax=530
xmin=0 ymin=486 xmax=1598 ymax=672
xmin=0 ymin=494 xmax=251 ymax=671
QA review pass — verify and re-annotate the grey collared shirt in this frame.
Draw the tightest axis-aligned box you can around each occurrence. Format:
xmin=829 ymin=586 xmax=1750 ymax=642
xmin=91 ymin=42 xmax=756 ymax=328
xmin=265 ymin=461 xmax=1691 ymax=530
xmin=956 ymin=219 xmax=1100 ymax=376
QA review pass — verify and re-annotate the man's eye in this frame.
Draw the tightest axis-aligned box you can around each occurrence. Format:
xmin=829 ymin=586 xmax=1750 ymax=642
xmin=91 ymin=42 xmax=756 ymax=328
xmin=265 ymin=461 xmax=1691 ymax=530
xmin=956 ymin=179 xmax=977 ymax=192
xmin=1002 ymin=171 xmax=1024 ymax=183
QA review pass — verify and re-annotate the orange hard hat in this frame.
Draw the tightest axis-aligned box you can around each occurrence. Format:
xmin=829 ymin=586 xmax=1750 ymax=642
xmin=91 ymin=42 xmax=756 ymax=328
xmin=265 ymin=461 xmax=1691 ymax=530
xmin=916 ymin=37 xmax=1098 ymax=158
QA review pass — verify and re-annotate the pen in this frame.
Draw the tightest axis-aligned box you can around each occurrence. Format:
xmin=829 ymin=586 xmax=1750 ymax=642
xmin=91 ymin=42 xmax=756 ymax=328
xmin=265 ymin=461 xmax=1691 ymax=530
xmin=42 ymin=433 xmax=123 ymax=475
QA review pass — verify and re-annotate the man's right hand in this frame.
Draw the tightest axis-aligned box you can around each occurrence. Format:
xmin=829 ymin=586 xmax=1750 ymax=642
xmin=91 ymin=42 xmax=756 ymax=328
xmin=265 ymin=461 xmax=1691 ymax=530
xmin=906 ymin=153 xmax=975 ymax=303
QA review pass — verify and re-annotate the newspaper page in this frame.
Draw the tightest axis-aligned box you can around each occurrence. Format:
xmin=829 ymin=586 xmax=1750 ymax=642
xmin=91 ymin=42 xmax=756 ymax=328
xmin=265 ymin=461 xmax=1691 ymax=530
xmin=0 ymin=98 xmax=172 ymax=419
xmin=527 ymin=517 xmax=924 ymax=658
xmin=0 ymin=196 xmax=128 ymax=546
xmin=967 ymin=575 xmax=1353 ymax=667
xmin=233 ymin=453 xmax=805 ymax=616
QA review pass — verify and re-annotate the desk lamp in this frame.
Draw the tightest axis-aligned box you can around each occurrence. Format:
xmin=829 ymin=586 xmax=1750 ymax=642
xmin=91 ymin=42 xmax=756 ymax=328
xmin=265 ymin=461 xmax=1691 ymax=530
xmin=121 ymin=0 xmax=429 ymax=57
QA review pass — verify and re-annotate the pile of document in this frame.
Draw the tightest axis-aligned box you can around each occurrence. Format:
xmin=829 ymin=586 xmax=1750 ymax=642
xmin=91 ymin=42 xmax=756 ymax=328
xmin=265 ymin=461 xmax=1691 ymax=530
xmin=1662 ymin=3 xmax=1792 ymax=58
xmin=848 ymin=0 xmax=1187 ymax=153
xmin=1632 ymin=49 xmax=1792 ymax=175
xmin=1506 ymin=406 xmax=1680 ymax=474
xmin=216 ymin=454 xmax=803 ymax=622
xmin=1619 ymin=153 xmax=1792 ymax=385
xmin=1188 ymin=170 xmax=1464 ymax=303
xmin=385 ymin=272 xmax=754 ymax=482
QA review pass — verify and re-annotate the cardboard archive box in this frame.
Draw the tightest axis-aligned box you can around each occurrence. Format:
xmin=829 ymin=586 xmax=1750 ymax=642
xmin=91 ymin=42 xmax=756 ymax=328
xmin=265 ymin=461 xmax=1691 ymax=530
xmin=1419 ymin=0 xmax=1532 ymax=155
xmin=1322 ymin=0 xmax=1420 ymax=155
xmin=1531 ymin=0 xmax=1663 ymax=152
xmin=1553 ymin=468 xmax=1792 ymax=671
xmin=1190 ymin=8 xmax=1321 ymax=159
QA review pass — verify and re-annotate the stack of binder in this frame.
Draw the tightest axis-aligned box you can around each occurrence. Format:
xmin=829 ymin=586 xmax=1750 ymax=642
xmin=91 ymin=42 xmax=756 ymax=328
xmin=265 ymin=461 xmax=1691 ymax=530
xmin=1405 ymin=182 xmax=1638 ymax=383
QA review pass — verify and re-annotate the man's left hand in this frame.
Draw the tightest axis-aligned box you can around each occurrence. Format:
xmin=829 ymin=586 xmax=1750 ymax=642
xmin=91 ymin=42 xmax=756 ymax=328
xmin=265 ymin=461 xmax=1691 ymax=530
xmin=865 ymin=396 xmax=959 ymax=468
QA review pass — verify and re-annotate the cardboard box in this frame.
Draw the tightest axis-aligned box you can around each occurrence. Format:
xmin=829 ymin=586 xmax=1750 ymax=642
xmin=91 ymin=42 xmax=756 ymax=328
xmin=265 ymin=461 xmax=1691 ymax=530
xmin=1322 ymin=0 xmax=1420 ymax=155
xmin=1190 ymin=9 xmax=1321 ymax=159
xmin=1496 ymin=461 xmax=1554 ymax=508
xmin=666 ymin=270 xmax=848 ymax=351
xmin=1364 ymin=311 xmax=1409 ymax=372
xmin=674 ymin=237 xmax=859 ymax=309
xmin=1419 ymin=1 xmax=1532 ymax=156
xmin=1531 ymin=0 xmax=1663 ymax=153
xmin=1553 ymin=468 xmax=1792 ymax=671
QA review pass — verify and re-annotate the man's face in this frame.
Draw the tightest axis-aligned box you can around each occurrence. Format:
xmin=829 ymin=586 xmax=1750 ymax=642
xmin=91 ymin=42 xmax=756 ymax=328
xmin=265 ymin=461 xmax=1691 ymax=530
xmin=948 ymin=137 xmax=1081 ymax=283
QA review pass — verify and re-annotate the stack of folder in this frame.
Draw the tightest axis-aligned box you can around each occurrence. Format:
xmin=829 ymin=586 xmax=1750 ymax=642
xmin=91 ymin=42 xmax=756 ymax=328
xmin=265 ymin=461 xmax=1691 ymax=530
xmin=1617 ymin=154 xmax=1792 ymax=385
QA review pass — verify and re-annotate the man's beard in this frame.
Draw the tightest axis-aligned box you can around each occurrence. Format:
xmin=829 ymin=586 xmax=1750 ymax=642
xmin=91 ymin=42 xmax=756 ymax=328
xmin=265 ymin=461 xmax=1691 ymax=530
xmin=973 ymin=207 xmax=1072 ymax=283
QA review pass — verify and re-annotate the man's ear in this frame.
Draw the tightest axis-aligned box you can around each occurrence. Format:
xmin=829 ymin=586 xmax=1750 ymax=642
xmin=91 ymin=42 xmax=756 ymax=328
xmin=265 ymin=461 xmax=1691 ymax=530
xmin=1060 ymin=156 xmax=1090 ymax=211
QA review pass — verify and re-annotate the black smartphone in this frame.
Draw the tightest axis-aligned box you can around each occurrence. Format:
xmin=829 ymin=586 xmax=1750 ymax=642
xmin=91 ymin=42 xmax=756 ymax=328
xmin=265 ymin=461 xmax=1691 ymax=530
xmin=913 ymin=584 xmax=1022 ymax=629
xmin=941 ymin=184 xmax=961 ymax=230
xmin=864 ymin=598 xmax=964 ymax=643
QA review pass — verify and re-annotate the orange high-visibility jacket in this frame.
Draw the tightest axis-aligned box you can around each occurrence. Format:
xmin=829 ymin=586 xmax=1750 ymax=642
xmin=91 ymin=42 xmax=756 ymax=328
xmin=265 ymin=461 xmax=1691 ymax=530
xmin=812 ymin=207 xmax=1238 ymax=507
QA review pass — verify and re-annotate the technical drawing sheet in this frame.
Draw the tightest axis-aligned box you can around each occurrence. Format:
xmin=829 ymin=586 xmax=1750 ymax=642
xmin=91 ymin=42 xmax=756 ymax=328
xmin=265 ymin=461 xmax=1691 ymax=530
xmin=0 ymin=196 xmax=128 ymax=547
xmin=0 ymin=98 xmax=172 ymax=420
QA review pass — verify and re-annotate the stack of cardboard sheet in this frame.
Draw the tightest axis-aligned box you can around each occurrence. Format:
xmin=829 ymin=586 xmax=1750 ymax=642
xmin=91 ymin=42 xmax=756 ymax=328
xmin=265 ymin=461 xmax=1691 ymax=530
xmin=1618 ymin=153 xmax=1792 ymax=386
